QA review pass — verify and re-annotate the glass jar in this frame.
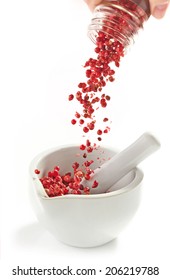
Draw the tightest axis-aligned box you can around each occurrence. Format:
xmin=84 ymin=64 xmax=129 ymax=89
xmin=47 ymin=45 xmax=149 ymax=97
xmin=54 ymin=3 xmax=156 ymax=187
xmin=88 ymin=0 xmax=150 ymax=48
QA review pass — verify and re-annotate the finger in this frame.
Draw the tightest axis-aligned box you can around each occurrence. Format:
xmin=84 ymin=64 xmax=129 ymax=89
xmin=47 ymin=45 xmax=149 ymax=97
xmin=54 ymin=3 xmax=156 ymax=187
xmin=84 ymin=0 xmax=103 ymax=11
xmin=151 ymin=0 xmax=169 ymax=19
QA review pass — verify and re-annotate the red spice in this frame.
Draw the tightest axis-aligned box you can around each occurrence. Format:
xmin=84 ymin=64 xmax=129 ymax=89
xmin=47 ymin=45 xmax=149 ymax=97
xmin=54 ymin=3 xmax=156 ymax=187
xmin=78 ymin=82 xmax=86 ymax=89
xmin=68 ymin=94 xmax=74 ymax=101
xmin=75 ymin=112 xmax=81 ymax=118
xmin=109 ymin=76 xmax=115 ymax=82
xmin=86 ymin=69 xmax=91 ymax=78
xmin=72 ymin=162 xmax=79 ymax=170
xmin=84 ymin=187 xmax=90 ymax=194
xmin=92 ymin=180 xmax=99 ymax=188
xmin=87 ymin=146 xmax=93 ymax=153
xmin=80 ymin=144 xmax=86 ymax=150
xmin=69 ymin=29 xmax=124 ymax=141
xmin=84 ymin=173 xmax=91 ymax=180
xmin=94 ymin=47 xmax=100 ymax=53
xmin=97 ymin=129 xmax=102 ymax=135
xmin=54 ymin=166 xmax=60 ymax=172
xmin=79 ymin=119 xmax=84 ymax=125
xmin=100 ymin=98 xmax=107 ymax=108
xmin=63 ymin=174 xmax=72 ymax=183
xmin=84 ymin=160 xmax=94 ymax=167
xmin=34 ymin=169 xmax=40 ymax=174
xmin=106 ymin=95 xmax=111 ymax=101
xmin=83 ymin=127 xmax=89 ymax=133
xmin=88 ymin=122 xmax=95 ymax=130
xmin=39 ymin=24 xmax=126 ymax=196
xmin=86 ymin=139 xmax=91 ymax=146
xmin=38 ymin=159 xmax=98 ymax=197
xmin=71 ymin=119 xmax=77 ymax=125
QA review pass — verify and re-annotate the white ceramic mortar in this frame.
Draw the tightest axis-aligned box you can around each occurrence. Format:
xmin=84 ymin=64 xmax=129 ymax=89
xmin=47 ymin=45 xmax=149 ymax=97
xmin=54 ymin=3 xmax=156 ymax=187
xmin=29 ymin=145 xmax=143 ymax=248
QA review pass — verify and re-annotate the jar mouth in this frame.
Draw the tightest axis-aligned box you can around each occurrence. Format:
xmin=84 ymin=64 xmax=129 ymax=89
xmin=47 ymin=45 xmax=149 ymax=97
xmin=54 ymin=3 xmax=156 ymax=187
xmin=88 ymin=1 xmax=149 ymax=47
xmin=88 ymin=24 xmax=132 ymax=47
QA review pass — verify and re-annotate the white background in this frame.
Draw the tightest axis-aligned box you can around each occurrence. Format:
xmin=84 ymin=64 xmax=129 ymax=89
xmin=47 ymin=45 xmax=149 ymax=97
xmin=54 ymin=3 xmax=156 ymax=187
xmin=0 ymin=0 xmax=170 ymax=279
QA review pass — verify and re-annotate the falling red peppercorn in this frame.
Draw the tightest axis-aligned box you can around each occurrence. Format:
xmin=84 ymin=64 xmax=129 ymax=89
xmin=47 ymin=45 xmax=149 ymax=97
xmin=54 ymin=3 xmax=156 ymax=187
xmin=68 ymin=94 xmax=74 ymax=101
xmin=86 ymin=139 xmax=91 ymax=146
xmin=97 ymin=129 xmax=102 ymax=135
xmin=75 ymin=112 xmax=81 ymax=118
xmin=34 ymin=169 xmax=40 ymax=174
xmin=88 ymin=122 xmax=95 ymax=130
xmin=87 ymin=146 xmax=93 ymax=153
xmin=83 ymin=127 xmax=89 ymax=133
xmin=79 ymin=119 xmax=84 ymax=125
xmin=71 ymin=119 xmax=77 ymax=125
xmin=83 ymin=153 xmax=87 ymax=158
xmin=80 ymin=144 xmax=86 ymax=150
xmin=100 ymin=98 xmax=107 ymax=108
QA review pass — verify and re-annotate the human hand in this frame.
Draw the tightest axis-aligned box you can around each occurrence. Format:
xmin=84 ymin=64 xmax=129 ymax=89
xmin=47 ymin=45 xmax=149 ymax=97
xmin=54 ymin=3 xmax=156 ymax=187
xmin=84 ymin=0 xmax=169 ymax=19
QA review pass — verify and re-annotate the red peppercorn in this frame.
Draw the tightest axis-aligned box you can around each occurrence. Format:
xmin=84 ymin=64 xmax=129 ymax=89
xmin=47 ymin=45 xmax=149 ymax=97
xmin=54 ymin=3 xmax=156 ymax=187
xmin=88 ymin=122 xmax=95 ymax=130
xmin=97 ymin=129 xmax=102 ymax=135
xmin=86 ymin=139 xmax=91 ymax=147
xmin=109 ymin=76 xmax=114 ymax=82
xmin=34 ymin=169 xmax=40 ymax=174
xmin=83 ymin=153 xmax=87 ymax=158
xmin=48 ymin=171 xmax=53 ymax=177
xmin=80 ymin=144 xmax=86 ymax=150
xmin=63 ymin=174 xmax=71 ymax=183
xmin=87 ymin=146 xmax=93 ymax=153
xmin=75 ymin=112 xmax=81 ymax=118
xmin=92 ymin=180 xmax=99 ymax=188
xmin=72 ymin=162 xmax=79 ymax=170
xmin=106 ymin=95 xmax=111 ymax=101
xmin=54 ymin=166 xmax=60 ymax=172
xmin=83 ymin=127 xmax=89 ymax=133
xmin=84 ymin=160 xmax=94 ymax=167
xmin=83 ymin=187 xmax=90 ymax=194
xmin=83 ymin=113 xmax=88 ymax=118
xmin=78 ymin=82 xmax=86 ymax=88
xmin=100 ymin=98 xmax=107 ymax=108
xmin=108 ymin=69 xmax=115 ymax=75
xmin=86 ymin=69 xmax=91 ymax=78
xmin=84 ymin=173 xmax=91 ymax=180
xmin=79 ymin=119 xmax=84 ymax=125
xmin=76 ymin=91 xmax=82 ymax=101
xmin=95 ymin=47 xmax=100 ymax=53
xmin=68 ymin=94 xmax=74 ymax=101
xmin=71 ymin=119 xmax=76 ymax=125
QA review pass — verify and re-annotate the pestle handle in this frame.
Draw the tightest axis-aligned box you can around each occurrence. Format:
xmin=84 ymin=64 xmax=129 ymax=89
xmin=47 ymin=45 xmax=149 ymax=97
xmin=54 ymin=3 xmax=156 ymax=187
xmin=88 ymin=133 xmax=160 ymax=194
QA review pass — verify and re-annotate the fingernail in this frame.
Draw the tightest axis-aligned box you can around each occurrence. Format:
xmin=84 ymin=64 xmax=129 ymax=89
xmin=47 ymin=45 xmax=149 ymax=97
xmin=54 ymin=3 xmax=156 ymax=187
xmin=152 ymin=2 xmax=169 ymax=19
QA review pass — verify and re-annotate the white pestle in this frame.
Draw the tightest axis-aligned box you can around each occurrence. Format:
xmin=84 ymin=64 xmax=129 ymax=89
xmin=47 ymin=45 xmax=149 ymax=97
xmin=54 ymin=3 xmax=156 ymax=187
xmin=82 ymin=133 xmax=160 ymax=194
